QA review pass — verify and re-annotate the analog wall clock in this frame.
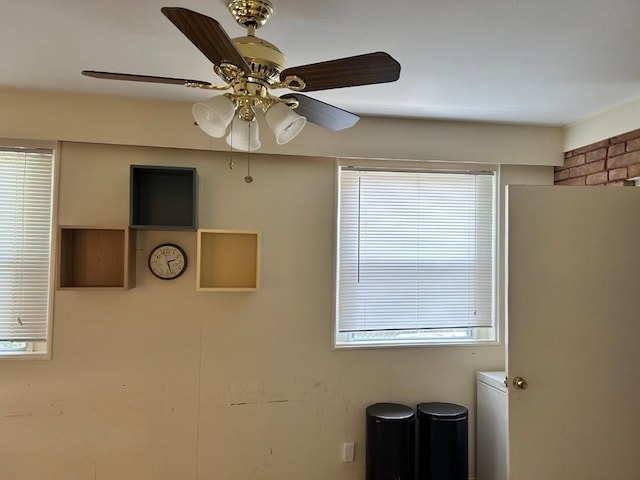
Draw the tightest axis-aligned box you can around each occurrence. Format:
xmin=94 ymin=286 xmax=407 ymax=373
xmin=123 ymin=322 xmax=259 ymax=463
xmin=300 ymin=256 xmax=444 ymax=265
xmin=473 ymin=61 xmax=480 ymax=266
xmin=148 ymin=243 xmax=187 ymax=280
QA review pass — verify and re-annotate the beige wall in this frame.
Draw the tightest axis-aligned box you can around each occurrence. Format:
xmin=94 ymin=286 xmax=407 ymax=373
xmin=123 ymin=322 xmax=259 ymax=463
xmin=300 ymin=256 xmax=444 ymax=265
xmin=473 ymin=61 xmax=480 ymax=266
xmin=0 ymin=88 xmax=556 ymax=480
xmin=0 ymin=87 xmax=564 ymax=166
xmin=563 ymin=96 xmax=640 ymax=151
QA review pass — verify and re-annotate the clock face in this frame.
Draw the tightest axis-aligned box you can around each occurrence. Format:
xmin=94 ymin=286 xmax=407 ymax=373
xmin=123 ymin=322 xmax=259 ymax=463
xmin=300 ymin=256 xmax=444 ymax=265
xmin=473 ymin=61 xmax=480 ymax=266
xmin=148 ymin=243 xmax=187 ymax=280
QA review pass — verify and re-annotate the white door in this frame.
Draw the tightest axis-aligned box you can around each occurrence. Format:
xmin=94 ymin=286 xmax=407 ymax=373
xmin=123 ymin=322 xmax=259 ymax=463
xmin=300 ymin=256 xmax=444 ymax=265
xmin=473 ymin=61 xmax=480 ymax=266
xmin=506 ymin=185 xmax=640 ymax=480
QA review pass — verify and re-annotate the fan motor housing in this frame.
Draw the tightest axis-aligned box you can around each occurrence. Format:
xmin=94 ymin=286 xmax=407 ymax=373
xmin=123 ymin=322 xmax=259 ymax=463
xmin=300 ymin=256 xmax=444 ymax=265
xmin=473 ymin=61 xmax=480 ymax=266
xmin=232 ymin=35 xmax=286 ymax=83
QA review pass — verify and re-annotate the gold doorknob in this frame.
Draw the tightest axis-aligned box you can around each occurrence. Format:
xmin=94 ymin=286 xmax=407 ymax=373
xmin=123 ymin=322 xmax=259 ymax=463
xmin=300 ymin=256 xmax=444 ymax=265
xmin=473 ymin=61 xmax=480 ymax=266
xmin=513 ymin=376 xmax=528 ymax=390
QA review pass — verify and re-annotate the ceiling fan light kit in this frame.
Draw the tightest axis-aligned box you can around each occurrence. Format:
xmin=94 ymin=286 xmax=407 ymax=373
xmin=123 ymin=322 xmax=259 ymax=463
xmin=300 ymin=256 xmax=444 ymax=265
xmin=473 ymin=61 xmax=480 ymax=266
xmin=192 ymin=95 xmax=236 ymax=138
xmin=226 ymin=116 xmax=261 ymax=152
xmin=81 ymin=0 xmax=401 ymax=151
xmin=265 ymin=102 xmax=306 ymax=145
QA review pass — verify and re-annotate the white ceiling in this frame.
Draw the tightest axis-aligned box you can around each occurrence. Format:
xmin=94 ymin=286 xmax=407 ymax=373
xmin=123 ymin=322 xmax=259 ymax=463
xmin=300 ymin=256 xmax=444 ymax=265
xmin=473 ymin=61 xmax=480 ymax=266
xmin=4 ymin=0 xmax=640 ymax=126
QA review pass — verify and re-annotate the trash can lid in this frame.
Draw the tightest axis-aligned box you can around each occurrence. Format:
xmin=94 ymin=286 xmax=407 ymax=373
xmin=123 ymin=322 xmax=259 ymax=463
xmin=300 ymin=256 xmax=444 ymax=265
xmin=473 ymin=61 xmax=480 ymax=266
xmin=417 ymin=402 xmax=468 ymax=419
xmin=366 ymin=402 xmax=414 ymax=420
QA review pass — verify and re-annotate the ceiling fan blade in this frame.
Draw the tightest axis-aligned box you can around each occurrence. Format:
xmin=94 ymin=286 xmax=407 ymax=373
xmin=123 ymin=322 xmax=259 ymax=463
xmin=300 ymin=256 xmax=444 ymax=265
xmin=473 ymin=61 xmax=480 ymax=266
xmin=161 ymin=7 xmax=251 ymax=74
xmin=82 ymin=70 xmax=212 ymax=87
xmin=280 ymin=93 xmax=359 ymax=131
xmin=280 ymin=52 xmax=400 ymax=92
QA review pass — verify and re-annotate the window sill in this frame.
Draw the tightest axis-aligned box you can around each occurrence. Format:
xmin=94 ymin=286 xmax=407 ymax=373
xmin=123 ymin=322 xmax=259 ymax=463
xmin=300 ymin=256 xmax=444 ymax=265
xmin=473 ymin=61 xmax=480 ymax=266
xmin=0 ymin=341 xmax=50 ymax=360
xmin=334 ymin=325 xmax=499 ymax=349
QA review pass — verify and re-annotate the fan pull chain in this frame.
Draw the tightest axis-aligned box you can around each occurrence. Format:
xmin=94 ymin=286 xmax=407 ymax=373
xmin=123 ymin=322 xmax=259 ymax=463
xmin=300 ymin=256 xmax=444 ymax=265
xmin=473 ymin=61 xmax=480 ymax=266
xmin=244 ymin=121 xmax=253 ymax=183
xmin=244 ymin=154 xmax=252 ymax=183
xmin=228 ymin=128 xmax=234 ymax=170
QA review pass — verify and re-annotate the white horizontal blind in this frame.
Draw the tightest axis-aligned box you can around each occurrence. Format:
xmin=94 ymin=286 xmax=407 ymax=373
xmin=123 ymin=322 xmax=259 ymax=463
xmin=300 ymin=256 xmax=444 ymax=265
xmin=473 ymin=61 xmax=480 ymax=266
xmin=337 ymin=167 xmax=495 ymax=333
xmin=0 ymin=148 xmax=54 ymax=342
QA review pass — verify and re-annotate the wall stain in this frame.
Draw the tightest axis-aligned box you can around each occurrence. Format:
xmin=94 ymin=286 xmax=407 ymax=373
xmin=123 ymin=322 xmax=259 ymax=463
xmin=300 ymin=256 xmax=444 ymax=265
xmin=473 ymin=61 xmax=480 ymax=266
xmin=3 ymin=411 xmax=64 ymax=418
xmin=228 ymin=399 xmax=291 ymax=407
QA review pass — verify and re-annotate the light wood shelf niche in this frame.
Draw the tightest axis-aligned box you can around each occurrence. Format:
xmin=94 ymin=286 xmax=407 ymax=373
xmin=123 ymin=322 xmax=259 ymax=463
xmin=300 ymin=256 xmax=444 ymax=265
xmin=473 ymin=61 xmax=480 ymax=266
xmin=197 ymin=229 xmax=261 ymax=291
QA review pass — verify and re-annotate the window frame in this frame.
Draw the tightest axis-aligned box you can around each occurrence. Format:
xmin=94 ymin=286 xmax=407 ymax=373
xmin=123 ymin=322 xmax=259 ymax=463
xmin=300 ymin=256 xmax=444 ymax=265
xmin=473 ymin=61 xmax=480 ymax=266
xmin=333 ymin=158 xmax=499 ymax=349
xmin=0 ymin=140 xmax=58 ymax=360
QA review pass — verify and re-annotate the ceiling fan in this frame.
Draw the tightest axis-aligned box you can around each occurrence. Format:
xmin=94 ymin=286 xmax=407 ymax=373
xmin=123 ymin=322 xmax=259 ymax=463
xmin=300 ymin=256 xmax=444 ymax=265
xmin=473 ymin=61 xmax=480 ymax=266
xmin=82 ymin=0 xmax=401 ymax=151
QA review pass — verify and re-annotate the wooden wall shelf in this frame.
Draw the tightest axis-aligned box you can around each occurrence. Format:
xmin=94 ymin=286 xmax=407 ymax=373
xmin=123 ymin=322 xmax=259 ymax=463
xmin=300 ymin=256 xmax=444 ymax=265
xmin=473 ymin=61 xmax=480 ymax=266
xmin=130 ymin=165 xmax=197 ymax=230
xmin=197 ymin=229 xmax=261 ymax=291
xmin=57 ymin=227 xmax=135 ymax=289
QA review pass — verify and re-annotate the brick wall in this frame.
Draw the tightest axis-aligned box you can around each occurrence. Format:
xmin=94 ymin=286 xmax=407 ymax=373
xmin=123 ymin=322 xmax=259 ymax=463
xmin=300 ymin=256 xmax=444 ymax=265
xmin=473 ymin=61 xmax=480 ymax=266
xmin=555 ymin=127 xmax=640 ymax=186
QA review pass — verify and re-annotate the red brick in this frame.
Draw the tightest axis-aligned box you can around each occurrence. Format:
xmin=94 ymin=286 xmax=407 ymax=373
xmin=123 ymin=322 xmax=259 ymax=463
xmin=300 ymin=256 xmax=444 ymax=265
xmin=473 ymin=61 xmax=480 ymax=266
xmin=554 ymin=169 xmax=570 ymax=182
xmin=609 ymin=128 xmax=640 ymax=144
xmin=586 ymin=172 xmax=608 ymax=185
xmin=608 ymin=167 xmax=628 ymax=181
xmin=564 ymin=151 xmax=574 ymax=159
xmin=608 ymin=143 xmax=626 ymax=157
xmin=626 ymin=138 xmax=640 ymax=152
xmin=563 ymin=153 xmax=586 ymax=168
xmin=569 ymin=160 xmax=605 ymax=178
xmin=628 ymin=163 xmax=640 ymax=178
xmin=608 ymin=150 xmax=640 ymax=169
xmin=556 ymin=176 xmax=586 ymax=186
xmin=586 ymin=148 xmax=607 ymax=163
xmin=572 ymin=139 xmax=610 ymax=155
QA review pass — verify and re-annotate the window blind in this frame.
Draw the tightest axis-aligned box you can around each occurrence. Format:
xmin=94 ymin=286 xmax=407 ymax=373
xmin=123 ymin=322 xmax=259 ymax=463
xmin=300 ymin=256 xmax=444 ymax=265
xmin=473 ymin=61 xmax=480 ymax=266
xmin=0 ymin=148 xmax=54 ymax=342
xmin=337 ymin=167 xmax=495 ymax=333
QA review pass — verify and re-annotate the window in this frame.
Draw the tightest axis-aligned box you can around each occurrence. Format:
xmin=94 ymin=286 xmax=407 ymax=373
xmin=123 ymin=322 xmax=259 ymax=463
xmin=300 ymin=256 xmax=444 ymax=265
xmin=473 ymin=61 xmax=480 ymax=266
xmin=0 ymin=146 xmax=55 ymax=357
xmin=334 ymin=163 xmax=496 ymax=347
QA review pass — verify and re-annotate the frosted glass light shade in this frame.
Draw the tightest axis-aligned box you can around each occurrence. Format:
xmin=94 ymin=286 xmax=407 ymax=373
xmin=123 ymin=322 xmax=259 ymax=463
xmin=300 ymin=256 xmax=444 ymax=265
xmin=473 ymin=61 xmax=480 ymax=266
xmin=192 ymin=96 xmax=235 ymax=138
xmin=226 ymin=117 xmax=261 ymax=152
xmin=265 ymin=102 xmax=306 ymax=144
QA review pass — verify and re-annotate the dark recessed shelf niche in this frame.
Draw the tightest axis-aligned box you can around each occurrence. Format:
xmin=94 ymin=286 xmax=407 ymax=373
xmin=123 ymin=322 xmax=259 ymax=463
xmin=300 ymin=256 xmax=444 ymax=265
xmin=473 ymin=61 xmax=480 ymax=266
xmin=130 ymin=165 xmax=197 ymax=230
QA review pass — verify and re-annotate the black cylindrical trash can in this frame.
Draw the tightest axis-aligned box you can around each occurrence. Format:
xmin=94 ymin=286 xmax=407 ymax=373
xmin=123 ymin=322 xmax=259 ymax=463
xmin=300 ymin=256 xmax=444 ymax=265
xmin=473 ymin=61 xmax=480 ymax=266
xmin=417 ymin=402 xmax=468 ymax=480
xmin=366 ymin=402 xmax=415 ymax=480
